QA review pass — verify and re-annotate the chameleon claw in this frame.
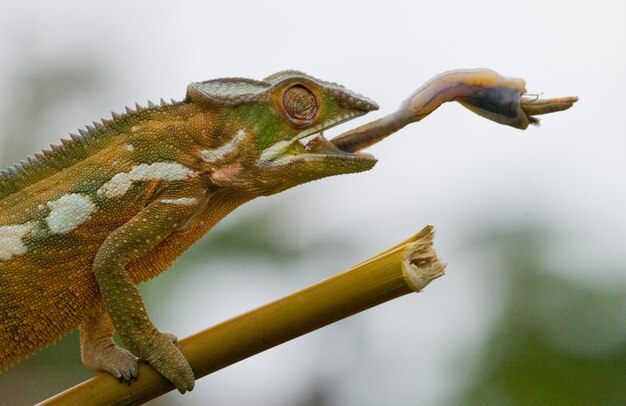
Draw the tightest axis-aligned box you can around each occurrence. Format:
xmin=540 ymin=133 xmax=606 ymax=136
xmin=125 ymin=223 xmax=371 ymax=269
xmin=116 ymin=366 xmax=138 ymax=386
xmin=116 ymin=375 xmax=132 ymax=386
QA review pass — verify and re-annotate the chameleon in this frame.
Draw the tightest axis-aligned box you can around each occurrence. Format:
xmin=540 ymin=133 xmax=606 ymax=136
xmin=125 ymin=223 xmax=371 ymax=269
xmin=0 ymin=68 xmax=577 ymax=393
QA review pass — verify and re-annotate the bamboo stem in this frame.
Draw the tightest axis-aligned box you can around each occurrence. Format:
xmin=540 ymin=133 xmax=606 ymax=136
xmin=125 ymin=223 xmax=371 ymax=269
xmin=38 ymin=226 xmax=445 ymax=406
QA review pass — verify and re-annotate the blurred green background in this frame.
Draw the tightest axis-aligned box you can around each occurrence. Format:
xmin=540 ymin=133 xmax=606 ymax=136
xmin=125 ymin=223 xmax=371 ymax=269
xmin=1 ymin=1 xmax=625 ymax=405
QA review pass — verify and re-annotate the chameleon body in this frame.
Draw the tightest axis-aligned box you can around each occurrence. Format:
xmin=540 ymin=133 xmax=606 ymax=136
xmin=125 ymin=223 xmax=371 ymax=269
xmin=0 ymin=68 xmax=576 ymax=392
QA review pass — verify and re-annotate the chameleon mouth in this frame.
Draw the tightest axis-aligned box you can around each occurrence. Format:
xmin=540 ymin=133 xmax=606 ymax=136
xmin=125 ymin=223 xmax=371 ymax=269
xmin=260 ymin=109 xmax=378 ymax=167
xmin=292 ymin=110 xmax=376 ymax=160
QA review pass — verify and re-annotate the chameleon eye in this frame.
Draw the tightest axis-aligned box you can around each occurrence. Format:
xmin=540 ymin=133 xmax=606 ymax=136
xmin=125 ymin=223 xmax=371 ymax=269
xmin=282 ymin=85 xmax=318 ymax=127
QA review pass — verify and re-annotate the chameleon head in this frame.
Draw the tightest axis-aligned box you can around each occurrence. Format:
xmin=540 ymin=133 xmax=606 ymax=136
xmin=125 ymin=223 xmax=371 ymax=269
xmin=187 ymin=71 xmax=379 ymax=196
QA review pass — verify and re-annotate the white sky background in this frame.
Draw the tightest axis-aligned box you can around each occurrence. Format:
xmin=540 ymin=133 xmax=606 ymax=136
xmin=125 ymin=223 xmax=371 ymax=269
xmin=0 ymin=1 xmax=625 ymax=405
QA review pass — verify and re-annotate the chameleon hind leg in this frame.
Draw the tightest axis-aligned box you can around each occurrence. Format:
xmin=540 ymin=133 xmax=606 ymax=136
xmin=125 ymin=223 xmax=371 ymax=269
xmin=80 ymin=300 xmax=138 ymax=382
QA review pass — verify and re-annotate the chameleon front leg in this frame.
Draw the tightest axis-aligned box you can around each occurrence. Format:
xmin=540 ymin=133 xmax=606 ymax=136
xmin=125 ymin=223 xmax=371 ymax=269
xmin=80 ymin=300 xmax=138 ymax=382
xmin=93 ymin=187 xmax=205 ymax=393
xmin=331 ymin=68 xmax=578 ymax=152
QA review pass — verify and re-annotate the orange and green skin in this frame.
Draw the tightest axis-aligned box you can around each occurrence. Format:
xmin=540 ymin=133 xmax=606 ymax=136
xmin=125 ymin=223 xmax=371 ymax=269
xmin=0 ymin=68 xmax=576 ymax=393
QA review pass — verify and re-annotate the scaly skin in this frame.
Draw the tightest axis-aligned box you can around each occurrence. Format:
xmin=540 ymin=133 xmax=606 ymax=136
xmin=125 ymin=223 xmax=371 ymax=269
xmin=0 ymin=68 xmax=576 ymax=392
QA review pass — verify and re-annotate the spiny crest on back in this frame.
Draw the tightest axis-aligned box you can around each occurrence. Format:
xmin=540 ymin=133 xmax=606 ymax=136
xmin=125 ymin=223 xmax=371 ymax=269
xmin=0 ymin=99 xmax=179 ymax=199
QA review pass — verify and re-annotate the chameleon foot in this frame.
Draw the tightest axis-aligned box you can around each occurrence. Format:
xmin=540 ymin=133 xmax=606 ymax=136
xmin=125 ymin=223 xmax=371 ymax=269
xmin=143 ymin=332 xmax=195 ymax=393
xmin=79 ymin=304 xmax=139 ymax=383
xmin=82 ymin=342 xmax=138 ymax=383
